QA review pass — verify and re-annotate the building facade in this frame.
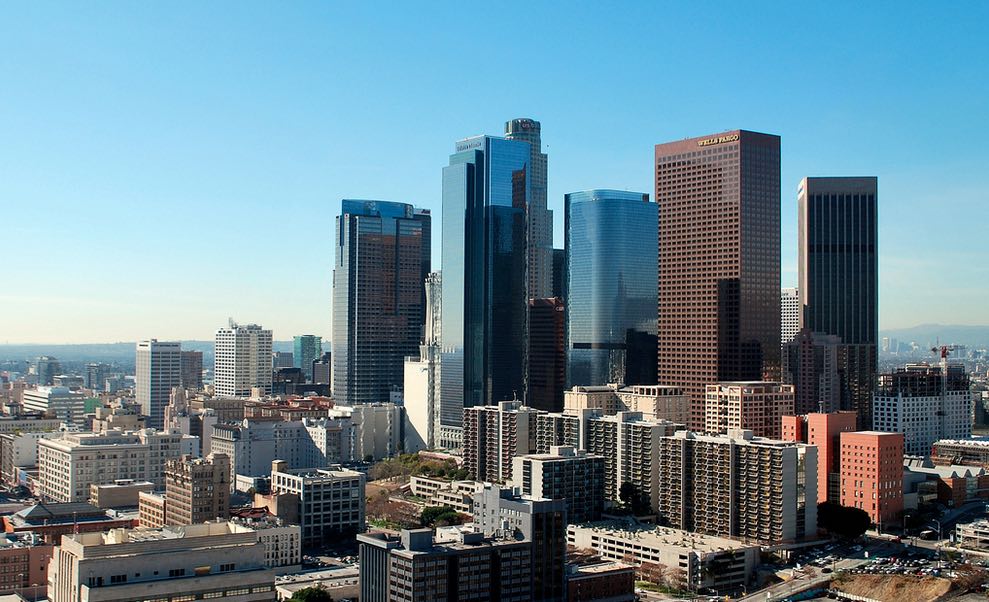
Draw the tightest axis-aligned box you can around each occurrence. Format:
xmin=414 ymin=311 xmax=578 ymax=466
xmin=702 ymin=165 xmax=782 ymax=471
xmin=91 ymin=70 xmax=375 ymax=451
xmin=47 ymin=522 xmax=276 ymax=602
xmin=180 ymin=350 xmax=203 ymax=391
xmin=658 ymin=429 xmax=818 ymax=544
xmin=505 ymin=117 xmax=553 ymax=300
xmin=136 ymin=340 xmax=182 ymax=430
xmin=269 ymin=464 xmax=365 ymax=548
xmin=215 ymin=321 xmax=273 ymax=397
xmin=781 ymin=287 xmax=800 ymax=344
xmin=873 ymin=362 xmax=972 ymax=455
xmin=22 ymin=387 xmax=86 ymax=425
xmin=511 ymin=446 xmax=605 ymax=524
xmin=292 ymin=335 xmax=322 ymax=382
xmin=798 ymin=176 xmax=878 ymax=426
xmin=332 ymin=200 xmax=430 ymax=405
xmin=441 ymin=134 xmax=531 ymax=419
xmin=462 ymin=400 xmax=539 ymax=483
xmin=704 ymin=381 xmax=795 ymax=439
xmin=565 ymin=189 xmax=657 ymax=388
xmin=404 ymin=271 xmax=442 ymax=452
xmin=781 ymin=411 xmax=858 ymax=504
xmin=655 ymin=130 xmax=782 ymax=431
xmin=839 ymin=431 xmax=904 ymax=527
xmin=165 ymin=453 xmax=231 ymax=526
xmin=527 ymin=297 xmax=566 ymax=412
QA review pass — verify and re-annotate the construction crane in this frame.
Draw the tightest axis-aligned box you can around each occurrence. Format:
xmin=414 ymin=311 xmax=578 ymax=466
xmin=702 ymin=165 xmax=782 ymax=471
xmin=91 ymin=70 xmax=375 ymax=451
xmin=930 ymin=345 xmax=957 ymax=360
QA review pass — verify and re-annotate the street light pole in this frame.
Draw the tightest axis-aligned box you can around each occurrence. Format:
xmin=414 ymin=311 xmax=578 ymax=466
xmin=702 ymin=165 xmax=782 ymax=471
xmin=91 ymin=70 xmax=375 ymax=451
xmin=933 ymin=519 xmax=943 ymax=569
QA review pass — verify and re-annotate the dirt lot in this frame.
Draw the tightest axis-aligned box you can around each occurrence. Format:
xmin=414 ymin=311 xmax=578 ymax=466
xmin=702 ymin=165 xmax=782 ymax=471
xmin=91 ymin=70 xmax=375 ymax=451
xmin=833 ymin=573 xmax=953 ymax=602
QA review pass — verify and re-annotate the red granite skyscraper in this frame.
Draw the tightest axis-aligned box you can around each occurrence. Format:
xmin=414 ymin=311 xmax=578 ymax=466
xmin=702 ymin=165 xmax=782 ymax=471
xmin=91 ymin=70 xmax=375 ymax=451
xmin=655 ymin=130 xmax=781 ymax=430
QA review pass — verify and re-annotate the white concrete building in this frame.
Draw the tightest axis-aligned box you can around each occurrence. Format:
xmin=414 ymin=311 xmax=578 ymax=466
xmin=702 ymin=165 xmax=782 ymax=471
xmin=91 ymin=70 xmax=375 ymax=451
xmin=48 ymin=522 xmax=276 ymax=602
xmin=0 ymin=414 xmax=63 ymax=434
xmin=215 ymin=320 xmax=273 ymax=397
xmin=0 ymin=430 xmax=62 ymax=484
xmin=270 ymin=464 xmax=365 ymax=548
xmin=403 ymin=271 xmax=443 ymax=453
xmin=38 ymin=429 xmax=199 ymax=502
xmin=567 ymin=523 xmax=760 ymax=593
xmin=229 ymin=516 xmax=302 ymax=573
xmin=331 ymin=403 xmax=402 ymax=461
xmin=781 ymin=287 xmax=800 ymax=344
xmin=873 ymin=362 xmax=972 ymax=455
xmin=22 ymin=387 xmax=87 ymax=425
xmin=135 ymin=339 xmax=182 ymax=430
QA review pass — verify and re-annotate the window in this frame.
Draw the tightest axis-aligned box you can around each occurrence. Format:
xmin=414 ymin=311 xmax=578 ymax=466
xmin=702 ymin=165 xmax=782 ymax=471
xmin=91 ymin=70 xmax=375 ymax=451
xmin=168 ymin=568 xmax=186 ymax=578
xmin=219 ymin=563 xmax=235 ymax=572
xmin=110 ymin=574 xmax=127 ymax=584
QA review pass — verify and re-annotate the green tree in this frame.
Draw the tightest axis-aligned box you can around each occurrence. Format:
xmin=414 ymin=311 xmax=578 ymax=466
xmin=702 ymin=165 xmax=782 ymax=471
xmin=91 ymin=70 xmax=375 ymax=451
xmin=420 ymin=505 xmax=465 ymax=527
xmin=289 ymin=584 xmax=334 ymax=602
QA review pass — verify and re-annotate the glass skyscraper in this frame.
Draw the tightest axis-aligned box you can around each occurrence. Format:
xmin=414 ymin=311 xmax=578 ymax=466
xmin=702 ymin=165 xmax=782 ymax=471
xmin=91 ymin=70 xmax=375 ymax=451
xmin=505 ymin=118 xmax=553 ymax=299
xmin=293 ymin=335 xmax=323 ymax=382
xmin=441 ymin=135 xmax=530 ymax=424
xmin=332 ymin=200 xmax=431 ymax=405
xmin=565 ymin=190 xmax=657 ymax=387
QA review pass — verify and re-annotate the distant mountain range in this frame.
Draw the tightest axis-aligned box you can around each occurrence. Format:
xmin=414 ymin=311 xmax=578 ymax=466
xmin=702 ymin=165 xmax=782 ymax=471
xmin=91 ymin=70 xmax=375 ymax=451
xmin=878 ymin=325 xmax=989 ymax=349
xmin=0 ymin=340 xmax=298 ymax=364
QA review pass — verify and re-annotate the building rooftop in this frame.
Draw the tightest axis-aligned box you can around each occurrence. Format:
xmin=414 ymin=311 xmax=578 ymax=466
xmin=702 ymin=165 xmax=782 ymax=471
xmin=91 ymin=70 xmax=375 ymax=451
xmin=66 ymin=521 xmax=245 ymax=546
xmin=0 ymin=532 xmax=46 ymax=549
xmin=570 ymin=522 xmax=758 ymax=555
xmin=935 ymin=437 xmax=989 ymax=448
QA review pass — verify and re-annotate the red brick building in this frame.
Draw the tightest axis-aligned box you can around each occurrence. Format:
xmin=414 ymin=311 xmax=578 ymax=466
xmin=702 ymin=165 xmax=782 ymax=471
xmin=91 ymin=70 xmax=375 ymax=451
xmin=839 ymin=431 xmax=904 ymax=527
xmin=782 ymin=412 xmax=858 ymax=503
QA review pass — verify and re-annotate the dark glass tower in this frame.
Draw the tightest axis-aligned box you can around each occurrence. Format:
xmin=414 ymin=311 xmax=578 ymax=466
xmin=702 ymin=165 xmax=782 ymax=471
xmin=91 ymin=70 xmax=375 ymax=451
xmin=798 ymin=176 xmax=878 ymax=426
xmin=565 ymin=189 xmax=657 ymax=387
xmin=332 ymin=200 xmax=431 ymax=405
xmin=655 ymin=130 xmax=781 ymax=430
xmin=441 ymin=135 xmax=530 ymax=423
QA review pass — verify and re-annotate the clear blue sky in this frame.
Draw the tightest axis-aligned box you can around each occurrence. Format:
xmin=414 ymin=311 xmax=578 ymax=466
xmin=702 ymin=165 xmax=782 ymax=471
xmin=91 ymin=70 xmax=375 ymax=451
xmin=2 ymin=2 xmax=987 ymax=344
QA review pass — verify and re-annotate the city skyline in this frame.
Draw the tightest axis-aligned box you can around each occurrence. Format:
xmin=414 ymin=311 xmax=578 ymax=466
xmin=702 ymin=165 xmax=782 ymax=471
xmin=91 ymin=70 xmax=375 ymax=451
xmin=3 ymin=3 xmax=988 ymax=343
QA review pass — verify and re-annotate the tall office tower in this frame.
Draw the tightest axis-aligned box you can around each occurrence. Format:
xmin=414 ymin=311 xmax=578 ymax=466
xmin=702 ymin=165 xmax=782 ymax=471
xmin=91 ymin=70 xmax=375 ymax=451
xmin=658 ymin=430 xmax=818 ymax=544
xmin=565 ymin=189 xmax=657 ymax=387
xmin=781 ymin=287 xmax=800 ymax=344
xmin=463 ymin=400 xmax=539 ymax=483
xmin=272 ymin=351 xmax=294 ymax=369
xmin=214 ymin=321 xmax=273 ymax=398
xmin=164 ymin=453 xmax=231 ymax=526
xmin=798 ymin=177 xmax=878 ymax=426
xmin=839 ymin=431 xmax=904 ymax=527
xmin=873 ymin=361 xmax=972 ymax=455
xmin=293 ymin=335 xmax=322 ymax=382
xmin=704 ymin=381 xmax=795 ymax=439
xmin=781 ymin=411 xmax=858 ymax=503
xmin=179 ymin=350 xmax=203 ymax=391
xmin=551 ymin=248 xmax=565 ymax=300
xmin=527 ymin=297 xmax=565 ymax=412
xmin=655 ymin=131 xmax=782 ymax=431
xmin=34 ymin=356 xmax=61 ymax=386
xmin=332 ymin=200 xmax=431 ymax=405
xmin=135 ymin=340 xmax=182 ymax=429
xmin=404 ymin=272 xmax=443 ymax=452
xmin=441 ymin=134 xmax=530 ymax=417
xmin=84 ymin=363 xmax=109 ymax=390
xmin=782 ymin=329 xmax=855 ymax=414
xmin=505 ymin=117 xmax=552 ymax=300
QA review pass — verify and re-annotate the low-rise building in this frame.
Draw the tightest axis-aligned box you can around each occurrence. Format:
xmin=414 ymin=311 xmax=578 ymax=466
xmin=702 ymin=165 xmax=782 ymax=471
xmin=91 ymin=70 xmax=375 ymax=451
xmin=957 ymin=519 xmax=989 ymax=550
xmin=228 ymin=512 xmax=302 ymax=573
xmin=138 ymin=492 xmax=167 ymax=529
xmin=932 ymin=437 xmax=989 ymax=468
xmin=88 ymin=479 xmax=154 ymax=509
xmin=2 ymin=502 xmax=135 ymax=544
xmin=165 ymin=454 xmax=230 ymax=526
xmin=269 ymin=462 xmax=365 ymax=548
xmin=567 ymin=523 xmax=760 ymax=594
xmin=47 ymin=522 xmax=277 ymax=602
xmin=0 ymin=413 xmax=63 ymax=435
xmin=0 ymin=431 xmax=62 ymax=486
xmin=21 ymin=387 xmax=86 ymax=425
xmin=37 ymin=429 xmax=198 ymax=502
xmin=565 ymin=561 xmax=636 ymax=602
xmin=0 ymin=532 xmax=53 ymax=601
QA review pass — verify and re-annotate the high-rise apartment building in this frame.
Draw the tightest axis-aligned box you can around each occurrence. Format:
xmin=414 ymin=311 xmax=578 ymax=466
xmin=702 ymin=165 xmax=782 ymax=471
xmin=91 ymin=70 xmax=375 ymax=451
xmin=164 ymin=453 xmax=231 ymax=526
xmin=563 ymin=384 xmax=690 ymax=425
xmin=359 ymin=528 xmax=532 ymax=602
xmin=214 ymin=321 xmax=273 ymax=397
xmin=332 ymin=200 xmax=431 ymax=405
xmin=798 ymin=177 xmax=878 ymax=426
xmin=463 ymin=400 xmax=539 ymax=483
xmin=293 ymin=335 xmax=322 ymax=382
xmin=658 ymin=429 xmax=818 ymax=544
xmin=839 ymin=431 xmax=904 ymax=526
xmin=655 ymin=130 xmax=782 ymax=430
xmin=704 ymin=381 xmax=795 ymax=439
xmin=505 ymin=117 xmax=553 ymax=300
xmin=441 ymin=134 xmax=530 ymax=418
xmin=873 ymin=361 xmax=972 ymax=455
xmin=527 ymin=297 xmax=566 ymax=412
xmin=565 ymin=189 xmax=657 ymax=387
xmin=781 ymin=411 xmax=858 ymax=503
xmin=781 ymin=287 xmax=800 ymax=344
xmin=179 ymin=350 xmax=203 ymax=391
xmin=511 ymin=446 xmax=605 ymax=524
xmin=136 ymin=340 xmax=182 ymax=429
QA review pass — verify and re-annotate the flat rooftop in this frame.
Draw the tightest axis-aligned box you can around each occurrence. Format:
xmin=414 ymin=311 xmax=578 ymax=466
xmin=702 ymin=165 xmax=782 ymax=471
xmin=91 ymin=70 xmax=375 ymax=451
xmin=570 ymin=522 xmax=759 ymax=554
